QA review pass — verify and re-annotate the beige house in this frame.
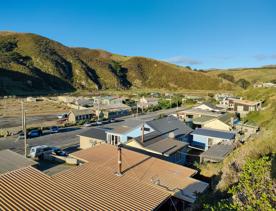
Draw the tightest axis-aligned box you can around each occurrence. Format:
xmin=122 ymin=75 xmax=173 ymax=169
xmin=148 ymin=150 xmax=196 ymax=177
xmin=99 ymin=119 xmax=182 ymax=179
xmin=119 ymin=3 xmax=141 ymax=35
xmin=68 ymin=109 xmax=94 ymax=123
xmin=177 ymin=108 xmax=223 ymax=122
xmin=233 ymin=99 xmax=262 ymax=116
xmin=193 ymin=115 xmax=232 ymax=131
xmin=78 ymin=128 xmax=107 ymax=149
xmin=93 ymin=103 xmax=131 ymax=119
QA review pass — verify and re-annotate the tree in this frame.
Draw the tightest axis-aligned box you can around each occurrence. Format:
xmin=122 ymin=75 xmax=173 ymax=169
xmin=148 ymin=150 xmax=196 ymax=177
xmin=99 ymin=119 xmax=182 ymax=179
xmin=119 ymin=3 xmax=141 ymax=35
xmin=229 ymin=156 xmax=276 ymax=211
xmin=236 ymin=79 xmax=250 ymax=89
xmin=203 ymin=156 xmax=276 ymax=211
xmin=218 ymin=73 xmax=235 ymax=83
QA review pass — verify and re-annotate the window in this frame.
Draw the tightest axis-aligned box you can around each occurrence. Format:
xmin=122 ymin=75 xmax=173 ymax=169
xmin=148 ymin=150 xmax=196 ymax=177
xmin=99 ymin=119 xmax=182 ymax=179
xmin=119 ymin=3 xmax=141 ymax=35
xmin=208 ymin=138 xmax=214 ymax=147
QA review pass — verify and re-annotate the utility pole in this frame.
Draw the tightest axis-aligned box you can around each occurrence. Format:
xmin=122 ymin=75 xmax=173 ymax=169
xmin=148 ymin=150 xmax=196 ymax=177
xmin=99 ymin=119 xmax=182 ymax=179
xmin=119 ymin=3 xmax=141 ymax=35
xmin=23 ymin=110 xmax=27 ymax=158
xmin=136 ymin=100 xmax=139 ymax=117
xmin=21 ymin=100 xmax=24 ymax=131
xmin=21 ymin=100 xmax=27 ymax=157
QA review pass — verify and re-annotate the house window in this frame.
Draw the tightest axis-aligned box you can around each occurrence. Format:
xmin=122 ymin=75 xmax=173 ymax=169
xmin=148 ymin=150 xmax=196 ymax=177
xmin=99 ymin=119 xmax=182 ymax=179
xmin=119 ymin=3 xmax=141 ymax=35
xmin=208 ymin=138 xmax=214 ymax=147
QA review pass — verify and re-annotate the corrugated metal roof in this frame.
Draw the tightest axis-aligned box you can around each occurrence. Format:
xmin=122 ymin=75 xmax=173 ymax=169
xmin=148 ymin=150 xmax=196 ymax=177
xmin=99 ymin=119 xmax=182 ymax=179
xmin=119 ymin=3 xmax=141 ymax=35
xmin=147 ymin=116 xmax=193 ymax=138
xmin=134 ymin=131 xmax=188 ymax=155
xmin=0 ymin=150 xmax=37 ymax=174
xmin=192 ymin=128 xmax=235 ymax=140
xmin=78 ymin=127 xmax=107 ymax=141
xmin=0 ymin=163 xmax=170 ymax=210
xmin=71 ymin=144 xmax=208 ymax=203
xmin=193 ymin=116 xmax=215 ymax=124
xmin=200 ymin=144 xmax=234 ymax=161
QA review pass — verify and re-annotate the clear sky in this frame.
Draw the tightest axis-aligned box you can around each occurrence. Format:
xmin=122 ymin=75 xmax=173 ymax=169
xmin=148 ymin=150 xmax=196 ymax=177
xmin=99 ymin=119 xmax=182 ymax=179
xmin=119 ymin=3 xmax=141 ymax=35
xmin=0 ymin=0 xmax=275 ymax=69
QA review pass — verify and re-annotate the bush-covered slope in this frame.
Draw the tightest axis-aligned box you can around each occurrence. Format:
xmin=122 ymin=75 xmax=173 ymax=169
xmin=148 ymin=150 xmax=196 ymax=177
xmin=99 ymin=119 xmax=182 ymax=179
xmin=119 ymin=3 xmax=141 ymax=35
xmin=0 ymin=31 xmax=235 ymax=95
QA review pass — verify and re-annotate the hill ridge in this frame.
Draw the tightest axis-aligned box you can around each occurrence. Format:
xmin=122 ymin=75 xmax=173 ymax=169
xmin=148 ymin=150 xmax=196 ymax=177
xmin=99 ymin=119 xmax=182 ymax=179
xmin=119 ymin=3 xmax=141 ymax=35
xmin=0 ymin=31 xmax=234 ymax=95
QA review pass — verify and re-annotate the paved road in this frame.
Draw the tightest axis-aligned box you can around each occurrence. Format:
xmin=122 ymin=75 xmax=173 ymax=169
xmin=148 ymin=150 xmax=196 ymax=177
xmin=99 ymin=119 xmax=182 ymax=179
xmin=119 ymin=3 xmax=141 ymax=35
xmin=0 ymin=107 xmax=185 ymax=155
xmin=0 ymin=127 xmax=89 ymax=155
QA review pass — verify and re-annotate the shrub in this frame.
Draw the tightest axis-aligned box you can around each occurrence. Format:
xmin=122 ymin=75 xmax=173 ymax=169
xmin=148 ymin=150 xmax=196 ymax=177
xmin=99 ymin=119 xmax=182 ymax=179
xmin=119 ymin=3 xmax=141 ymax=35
xmin=218 ymin=73 xmax=235 ymax=83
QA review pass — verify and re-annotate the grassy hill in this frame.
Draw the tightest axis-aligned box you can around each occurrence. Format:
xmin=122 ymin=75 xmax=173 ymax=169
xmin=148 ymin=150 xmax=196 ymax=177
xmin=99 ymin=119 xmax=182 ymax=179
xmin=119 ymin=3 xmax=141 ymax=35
xmin=0 ymin=31 xmax=234 ymax=96
xmin=207 ymin=66 xmax=276 ymax=84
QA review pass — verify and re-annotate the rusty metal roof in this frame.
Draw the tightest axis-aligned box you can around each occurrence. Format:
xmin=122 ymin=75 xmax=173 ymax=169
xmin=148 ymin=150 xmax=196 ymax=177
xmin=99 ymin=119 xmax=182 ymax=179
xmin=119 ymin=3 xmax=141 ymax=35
xmin=71 ymin=144 xmax=208 ymax=203
xmin=0 ymin=163 xmax=170 ymax=210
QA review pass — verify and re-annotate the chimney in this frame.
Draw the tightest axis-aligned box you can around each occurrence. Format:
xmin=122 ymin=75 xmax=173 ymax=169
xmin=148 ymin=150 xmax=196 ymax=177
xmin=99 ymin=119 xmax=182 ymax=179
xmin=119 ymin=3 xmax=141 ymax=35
xmin=116 ymin=145 xmax=122 ymax=176
xmin=141 ymin=123 xmax=145 ymax=143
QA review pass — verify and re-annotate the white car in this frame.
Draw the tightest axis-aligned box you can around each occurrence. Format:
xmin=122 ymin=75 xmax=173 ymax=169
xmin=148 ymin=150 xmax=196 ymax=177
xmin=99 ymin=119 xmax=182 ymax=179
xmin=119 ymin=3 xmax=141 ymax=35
xmin=96 ymin=121 xmax=103 ymax=125
xmin=83 ymin=122 xmax=97 ymax=127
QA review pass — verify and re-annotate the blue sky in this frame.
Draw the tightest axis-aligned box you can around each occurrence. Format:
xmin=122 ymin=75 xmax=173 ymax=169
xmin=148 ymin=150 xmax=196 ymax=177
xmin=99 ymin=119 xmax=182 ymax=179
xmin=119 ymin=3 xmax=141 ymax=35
xmin=0 ymin=0 xmax=275 ymax=69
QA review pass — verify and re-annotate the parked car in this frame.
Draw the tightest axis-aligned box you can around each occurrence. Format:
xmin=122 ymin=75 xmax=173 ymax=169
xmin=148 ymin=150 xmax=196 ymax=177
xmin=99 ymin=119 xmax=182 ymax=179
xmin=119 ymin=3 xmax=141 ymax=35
xmin=51 ymin=147 xmax=68 ymax=156
xmin=83 ymin=122 xmax=97 ymax=127
xmin=50 ymin=126 xmax=59 ymax=133
xmin=109 ymin=118 xmax=116 ymax=123
xmin=29 ymin=145 xmax=52 ymax=159
xmin=57 ymin=113 xmax=68 ymax=119
xmin=28 ymin=129 xmax=42 ymax=138
xmin=16 ymin=132 xmax=25 ymax=141
xmin=96 ymin=121 xmax=103 ymax=125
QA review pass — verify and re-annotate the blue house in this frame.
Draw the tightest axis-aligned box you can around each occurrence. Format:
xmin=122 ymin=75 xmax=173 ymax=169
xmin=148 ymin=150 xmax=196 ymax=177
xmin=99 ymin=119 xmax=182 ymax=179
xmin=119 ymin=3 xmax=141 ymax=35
xmin=191 ymin=128 xmax=235 ymax=151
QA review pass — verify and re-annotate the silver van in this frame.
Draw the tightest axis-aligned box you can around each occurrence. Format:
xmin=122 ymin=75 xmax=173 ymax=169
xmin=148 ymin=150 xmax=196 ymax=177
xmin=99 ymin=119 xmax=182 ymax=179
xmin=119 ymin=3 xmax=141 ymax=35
xmin=29 ymin=145 xmax=52 ymax=159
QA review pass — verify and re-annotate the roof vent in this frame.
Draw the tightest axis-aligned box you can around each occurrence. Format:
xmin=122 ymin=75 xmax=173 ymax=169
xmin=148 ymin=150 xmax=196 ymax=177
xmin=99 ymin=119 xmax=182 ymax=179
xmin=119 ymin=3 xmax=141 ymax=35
xmin=168 ymin=132 xmax=175 ymax=138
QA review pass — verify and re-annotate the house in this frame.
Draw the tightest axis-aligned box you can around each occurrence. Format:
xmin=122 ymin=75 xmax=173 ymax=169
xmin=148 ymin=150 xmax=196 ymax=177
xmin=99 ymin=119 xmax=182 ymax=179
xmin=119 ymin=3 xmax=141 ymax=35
xmin=235 ymin=121 xmax=260 ymax=141
xmin=68 ymin=109 xmax=94 ymax=123
xmin=92 ymin=103 xmax=131 ymax=119
xmin=146 ymin=116 xmax=194 ymax=142
xmin=126 ymin=130 xmax=189 ymax=164
xmin=0 ymin=149 xmax=37 ymax=174
xmin=0 ymin=151 xmax=172 ymax=210
xmin=104 ymin=119 xmax=154 ymax=145
xmin=78 ymin=116 xmax=193 ymax=148
xmin=78 ymin=119 xmax=154 ymax=148
xmin=217 ymin=97 xmax=242 ymax=110
xmin=194 ymin=102 xmax=223 ymax=112
xmin=137 ymin=96 xmax=159 ymax=109
xmin=93 ymin=96 xmax=124 ymax=106
xmin=233 ymin=99 xmax=262 ymax=115
xmin=254 ymin=82 xmax=276 ymax=88
xmin=214 ymin=93 xmax=233 ymax=101
xmin=177 ymin=108 xmax=224 ymax=122
xmin=71 ymin=144 xmax=209 ymax=206
xmin=101 ymin=104 xmax=131 ymax=119
xmin=191 ymin=128 xmax=236 ymax=151
xmin=192 ymin=114 xmax=232 ymax=131
xmin=78 ymin=128 xmax=107 ymax=149
xmin=101 ymin=96 xmax=123 ymax=105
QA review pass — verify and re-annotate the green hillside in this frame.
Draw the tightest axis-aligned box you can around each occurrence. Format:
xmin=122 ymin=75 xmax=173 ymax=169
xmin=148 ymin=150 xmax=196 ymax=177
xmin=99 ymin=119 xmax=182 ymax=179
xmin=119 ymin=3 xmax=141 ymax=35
xmin=0 ymin=32 xmax=234 ymax=96
xmin=207 ymin=67 xmax=276 ymax=84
